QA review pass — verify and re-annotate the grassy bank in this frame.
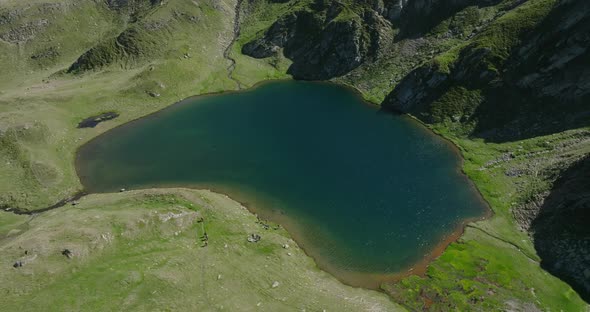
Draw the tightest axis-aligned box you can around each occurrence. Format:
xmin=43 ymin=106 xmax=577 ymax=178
xmin=383 ymin=125 xmax=590 ymax=310
xmin=0 ymin=189 xmax=402 ymax=311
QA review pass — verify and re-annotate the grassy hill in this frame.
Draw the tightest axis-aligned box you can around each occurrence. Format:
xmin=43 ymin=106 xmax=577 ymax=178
xmin=1 ymin=189 xmax=401 ymax=311
xmin=0 ymin=0 xmax=287 ymax=211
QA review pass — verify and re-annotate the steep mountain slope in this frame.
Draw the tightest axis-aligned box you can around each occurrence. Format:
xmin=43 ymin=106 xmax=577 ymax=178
xmin=383 ymin=0 xmax=589 ymax=142
xmin=533 ymin=155 xmax=590 ymax=302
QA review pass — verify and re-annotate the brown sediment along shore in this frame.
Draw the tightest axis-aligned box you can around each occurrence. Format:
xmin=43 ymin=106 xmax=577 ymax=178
xmin=144 ymin=180 xmax=492 ymax=291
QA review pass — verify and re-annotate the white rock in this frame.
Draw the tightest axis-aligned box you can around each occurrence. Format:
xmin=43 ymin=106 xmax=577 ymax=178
xmin=271 ymin=281 xmax=280 ymax=288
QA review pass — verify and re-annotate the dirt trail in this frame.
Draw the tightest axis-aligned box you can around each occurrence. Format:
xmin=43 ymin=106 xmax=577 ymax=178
xmin=3 ymin=191 xmax=87 ymax=216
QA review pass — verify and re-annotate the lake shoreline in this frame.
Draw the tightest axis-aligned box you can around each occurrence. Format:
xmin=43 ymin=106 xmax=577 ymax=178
xmin=72 ymin=79 xmax=494 ymax=290
xmin=9 ymin=78 xmax=493 ymax=292
xmin=193 ymin=183 xmax=492 ymax=290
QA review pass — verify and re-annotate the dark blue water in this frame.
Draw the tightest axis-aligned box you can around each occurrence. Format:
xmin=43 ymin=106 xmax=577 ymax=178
xmin=77 ymin=81 xmax=488 ymax=285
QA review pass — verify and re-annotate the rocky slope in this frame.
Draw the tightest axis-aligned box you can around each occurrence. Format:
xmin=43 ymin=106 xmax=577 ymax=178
xmin=242 ymin=1 xmax=390 ymax=79
xmin=383 ymin=0 xmax=590 ymax=142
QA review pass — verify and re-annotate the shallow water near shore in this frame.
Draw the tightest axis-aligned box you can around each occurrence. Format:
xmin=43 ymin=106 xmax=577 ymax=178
xmin=77 ymin=80 xmax=489 ymax=287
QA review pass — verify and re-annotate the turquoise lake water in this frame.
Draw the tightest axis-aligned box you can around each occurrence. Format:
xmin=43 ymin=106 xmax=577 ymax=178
xmin=77 ymin=81 xmax=488 ymax=285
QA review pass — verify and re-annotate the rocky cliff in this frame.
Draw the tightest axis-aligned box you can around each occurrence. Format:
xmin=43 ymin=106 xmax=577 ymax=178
xmin=395 ymin=0 xmax=503 ymax=35
xmin=241 ymin=0 xmax=499 ymax=80
xmin=242 ymin=1 xmax=391 ymax=80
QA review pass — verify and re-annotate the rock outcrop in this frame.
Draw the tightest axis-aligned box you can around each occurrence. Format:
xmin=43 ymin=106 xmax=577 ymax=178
xmin=242 ymin=1 xmax=390 ymax=80
xmin=395 ymin=0 xmax=503 ymax=36
xmin=369 ymin=0 xmax=408 ymax=22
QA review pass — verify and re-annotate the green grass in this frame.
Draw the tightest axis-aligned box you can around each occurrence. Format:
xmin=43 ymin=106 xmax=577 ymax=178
xmin=472 ymin=0 xmax=557 ymax=71
xmin=0 ymin=212 xmax=27 ymax=239
xmin=385 ymin=227 xmax=583 ymax=311
xmin=384 ymin=120 xmax=590 ymax=310
xmin=237 ymin=0 xmax=312 ymax=46
xmin=0 ymin=0 xmax=122 ymax=88
xmin=432 ymin=44 xmax=465 ymax=74
xmin=0 ymin=0 xmax=246 ymax=210
xmin=0 ymin=189 xmax=403 ymax=311
xmin=429 ymin=0 xmax=557 ymax=79
xmin=429 ymin=86 xmax=482 ymax=126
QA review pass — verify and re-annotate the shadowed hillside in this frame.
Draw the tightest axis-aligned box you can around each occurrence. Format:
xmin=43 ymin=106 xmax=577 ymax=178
xmin=383 ymin=0 xmax=590 ymax=142
xmin=532 ymin=155 xmax=590 ymax=302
